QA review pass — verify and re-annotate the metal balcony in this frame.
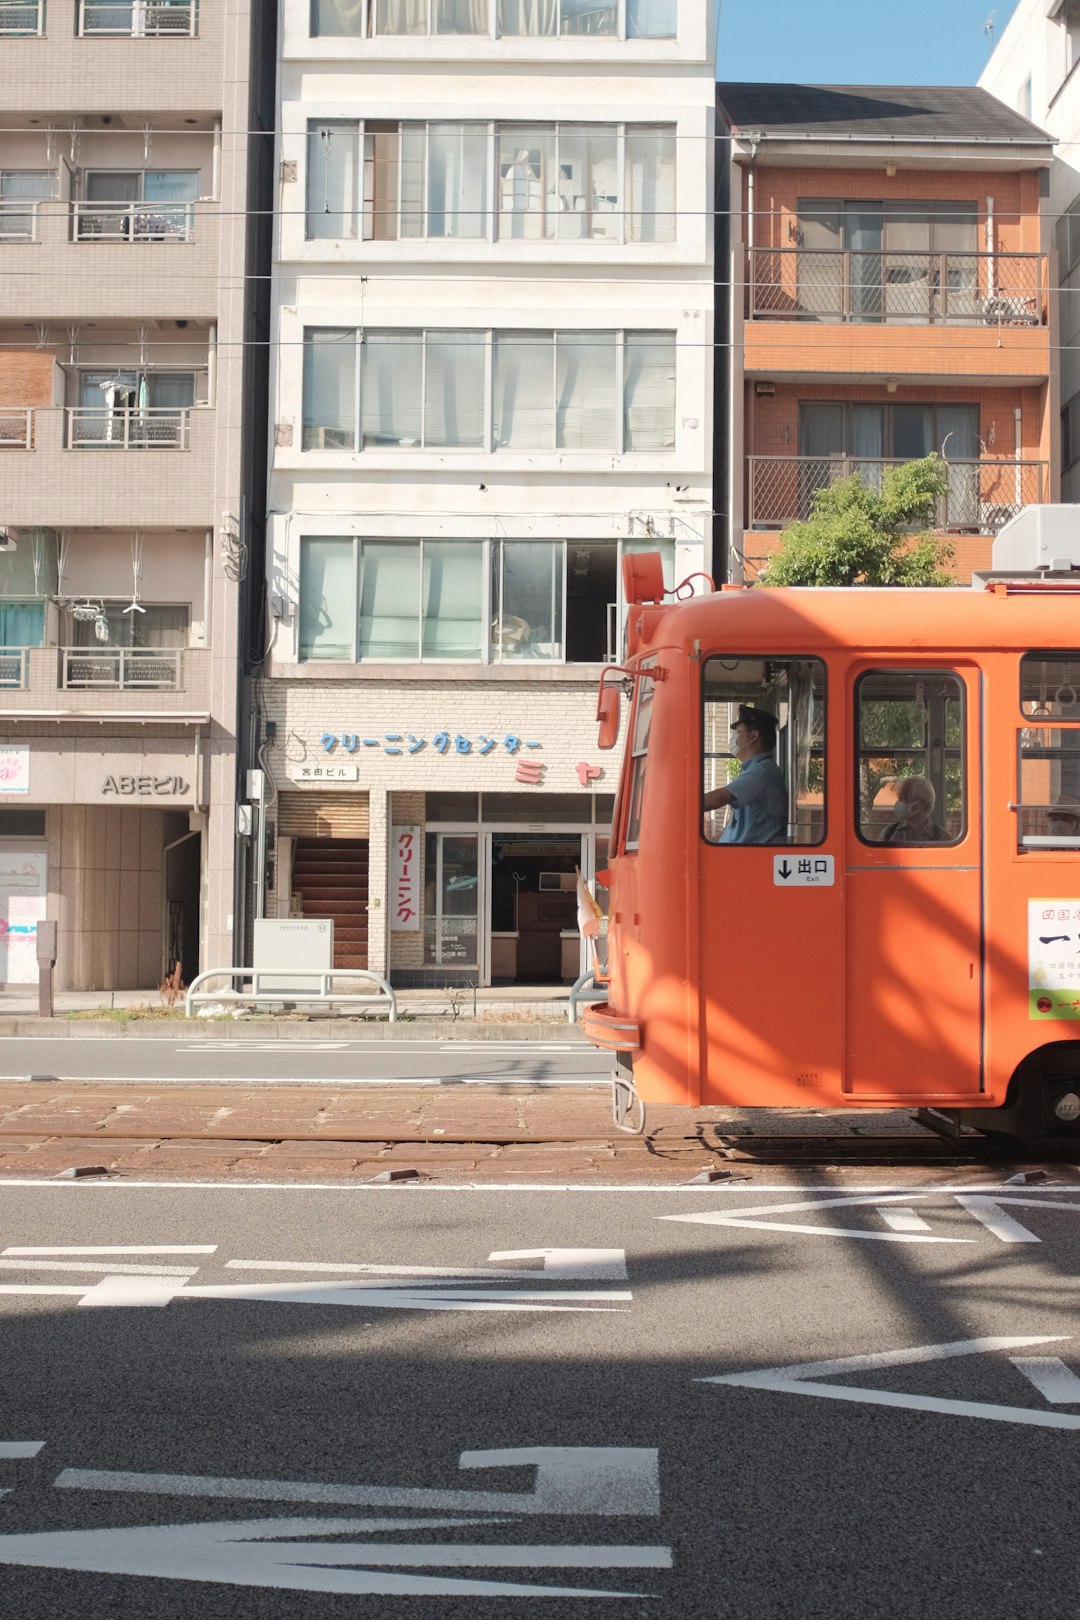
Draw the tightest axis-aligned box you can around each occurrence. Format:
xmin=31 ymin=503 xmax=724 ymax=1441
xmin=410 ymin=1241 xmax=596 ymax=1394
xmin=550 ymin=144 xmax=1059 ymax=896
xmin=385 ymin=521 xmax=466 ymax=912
xmin=72 ymin=200 xmax=195 ymax=243
xmin=0 ymin=648 xmax=30 ymax=690
xmin=747 ymin=248 xmax=1046 ymax=327
xmin=0 ymin=1 xmax=44 ymax=34
xmin=747 ymin=455 xmax=1049 ymax=533
xmin=0 ymin=410 xmax=33 ymax=450
xmin=66 ymin=407 xmax=190 ymax=450
xmin=0 ymin=200 xmax=41 ymax=243
xmin=77 ymin=1 xmax=197 ymax=35
xmin=61 ymin=645 xmax=184 ymax=690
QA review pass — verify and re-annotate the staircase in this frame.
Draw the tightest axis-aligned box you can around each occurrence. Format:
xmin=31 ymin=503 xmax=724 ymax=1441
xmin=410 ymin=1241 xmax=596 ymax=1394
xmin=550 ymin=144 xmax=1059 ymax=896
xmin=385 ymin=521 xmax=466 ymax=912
xmin=291 ymin=838 xmax=369 ymax=968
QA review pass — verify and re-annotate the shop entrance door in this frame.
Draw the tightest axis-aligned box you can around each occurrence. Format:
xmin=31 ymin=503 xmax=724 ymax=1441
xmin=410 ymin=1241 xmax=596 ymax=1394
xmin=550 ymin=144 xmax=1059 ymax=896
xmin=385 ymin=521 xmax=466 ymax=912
xmin=485 ymin=831 xmax=585 ymax=986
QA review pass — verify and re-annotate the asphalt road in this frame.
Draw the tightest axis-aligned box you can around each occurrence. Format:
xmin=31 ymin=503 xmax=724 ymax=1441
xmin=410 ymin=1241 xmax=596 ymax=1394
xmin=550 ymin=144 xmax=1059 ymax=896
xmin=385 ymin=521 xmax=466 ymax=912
xmin=0 ymin=1036 xmax=611 ymax=1085
xmin=1 ymin=1179 xmax=1080 ymax=1617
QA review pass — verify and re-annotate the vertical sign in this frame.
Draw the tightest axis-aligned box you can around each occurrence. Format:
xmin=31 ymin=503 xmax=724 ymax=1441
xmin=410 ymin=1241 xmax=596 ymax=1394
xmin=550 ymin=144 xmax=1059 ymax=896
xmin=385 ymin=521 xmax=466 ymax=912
xmin=0 ymin=746 xmax=29 ymax=795
xmin=1029 ymin=898 xmax=1080 ymax=1019
xmin=392 ymin=825 xmax=421 ymax=931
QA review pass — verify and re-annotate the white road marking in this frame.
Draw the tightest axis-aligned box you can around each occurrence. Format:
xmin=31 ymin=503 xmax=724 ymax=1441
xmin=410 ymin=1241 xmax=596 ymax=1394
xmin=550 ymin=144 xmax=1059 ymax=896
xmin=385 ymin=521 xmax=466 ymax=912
xmin=1009 ymin=1356 xmax=1080 ymax=1404
xmin=3 ymin=1178 xmax=1080 ymax=1193
xmin=702 ymin=1334 xmax=1080 ymax=1430
xmin=177 ymin=1043 xmax=354 ymax=1052
xmin=7 ymin=1075 xmax=604 ymax=1087
xmin=0 ymin=1259 xmax=201 ymax=1276
xmin=0 ymin=1286 xmax=87 ymax=1297
xmin=661 ymin=1192 xmax=974 ymax=1244
xmin=78 ymin=1277 xmax=201 ymax=1309
xmin=3 ymin=1245 xmax=217 ymax=1256
xmin=0 ymin=1442 xmax=44 ymax=1459
xmin=184 ymin=1281 xmax=629 ymax=1313
xmin=877 ymin=1208 xmax=932 ymax=1232
xmin=225 ymin=1248 xmax=628 ymax=1282
xmin=954 ymin=1197 xmax=1042 ymax=1243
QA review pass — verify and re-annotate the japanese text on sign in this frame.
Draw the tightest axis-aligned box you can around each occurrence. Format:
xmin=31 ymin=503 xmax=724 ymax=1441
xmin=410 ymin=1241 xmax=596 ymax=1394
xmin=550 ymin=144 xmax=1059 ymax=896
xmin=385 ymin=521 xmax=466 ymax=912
xmin=391 ymin=826 xmax=421 ymax=931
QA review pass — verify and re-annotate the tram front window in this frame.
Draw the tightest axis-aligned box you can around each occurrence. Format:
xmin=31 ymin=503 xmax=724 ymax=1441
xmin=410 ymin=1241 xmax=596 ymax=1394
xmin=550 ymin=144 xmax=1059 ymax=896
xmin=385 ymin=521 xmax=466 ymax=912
xmin=702 ymin=656 xmax=826 ymax=846
xmin=855 ymin=670 xmax=965 ymax=846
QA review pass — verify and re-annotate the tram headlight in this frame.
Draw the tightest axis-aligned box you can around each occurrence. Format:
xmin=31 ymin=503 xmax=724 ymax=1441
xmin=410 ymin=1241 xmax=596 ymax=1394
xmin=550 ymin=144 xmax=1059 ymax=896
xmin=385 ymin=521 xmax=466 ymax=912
xmin=1053 ymin=1091 xmax=1080 ymax=1124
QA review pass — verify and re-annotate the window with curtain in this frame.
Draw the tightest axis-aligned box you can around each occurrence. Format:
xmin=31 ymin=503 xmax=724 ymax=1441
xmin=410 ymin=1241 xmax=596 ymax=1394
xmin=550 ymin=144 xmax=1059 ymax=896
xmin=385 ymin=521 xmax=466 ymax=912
xmin=303 ymin=329 xmax=357 ymax=449
xmin=310 ymin=0 xmax=367 ymax=32
xmin=424 ymin=332 xmax=485 ymax=447
xmin=426 ymin=123 xmax=488 ymax=238
xmin=299 ymin=537 xmax=355 ymax=659
xmin=498 ymin=0 xmax=557 ymax=34
xmin=497 ymin=127 xmax=556 ymax=240
xmin=361 ymin=332 xmax=423 ymax=446
xmin=626 ymin=127 xmax=675 ymax=242
xmin=0 ymin=602 xmax=44 ymax=648
xmin=72 ymin=605 xmax=189 ymax=649
xmin=623 ymin=332 xmax=675 ymax=450
xmin=493 ymin=331 xmax=555 ymax=449
xmin=433 ymin=0 xmax=487 ymax=30
xmin=556 ymin=331 xmax=616 ymax=450
xmin=358 ymin=542 xmax=421 ymax=658
xmin=560 ymin=0 xmax=616 ymax=33
xmin=0 ymin=171 xmax=56 ymax=239
xmin=423 ymin=542 xmax=484 ymax=657
xmin=374 ymin=0 xmax=428 ymax=32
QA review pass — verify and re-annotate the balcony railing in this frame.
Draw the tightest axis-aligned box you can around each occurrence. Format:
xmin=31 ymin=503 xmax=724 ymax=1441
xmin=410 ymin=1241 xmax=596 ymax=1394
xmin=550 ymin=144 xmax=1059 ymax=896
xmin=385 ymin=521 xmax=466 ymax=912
xmin=0 ymin=200 xmax=41 ymax=242
xmin=0 ymin=1 xmax=44 ymax=34
xmin=62 ymin=646 xmax=184 ymax=690
xmin=72 ymin=200 xmax=195 ymax=243
xmin=747 ymin=248 xmax=1046 ymax=326
xmin=78 ymin=1 xmax=197 ymax=35
xmin=748 ymin=456 xmax=1049 ymax=534
xmin=0 ymin=410 xmax=33 ymax=449
xmin=67 ymin=407 xmax=191 ymax=449
xmin=0 ymin=648 xmax=30 ymax=690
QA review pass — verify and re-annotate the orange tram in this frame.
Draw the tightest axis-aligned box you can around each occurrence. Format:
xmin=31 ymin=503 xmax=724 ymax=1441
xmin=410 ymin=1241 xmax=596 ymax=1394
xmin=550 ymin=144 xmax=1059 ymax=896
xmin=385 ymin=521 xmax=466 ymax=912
xmin=581 ymin=552 xmax=1080 ymax=1142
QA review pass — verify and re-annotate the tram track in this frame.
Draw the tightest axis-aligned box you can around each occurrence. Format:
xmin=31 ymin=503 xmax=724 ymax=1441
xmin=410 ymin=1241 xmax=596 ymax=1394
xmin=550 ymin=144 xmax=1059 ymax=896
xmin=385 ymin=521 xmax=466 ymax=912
xmin=711 ymin=1130 xmax=1080 ymax=1170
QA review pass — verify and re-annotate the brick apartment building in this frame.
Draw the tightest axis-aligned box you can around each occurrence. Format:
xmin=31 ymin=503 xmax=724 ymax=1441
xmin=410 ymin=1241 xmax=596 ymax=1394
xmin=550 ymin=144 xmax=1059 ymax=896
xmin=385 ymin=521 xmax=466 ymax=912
xmin=716 ymin=84 xmax=1056 ymax=583
xmin=0 ymin=0 xmax=272 ymax=992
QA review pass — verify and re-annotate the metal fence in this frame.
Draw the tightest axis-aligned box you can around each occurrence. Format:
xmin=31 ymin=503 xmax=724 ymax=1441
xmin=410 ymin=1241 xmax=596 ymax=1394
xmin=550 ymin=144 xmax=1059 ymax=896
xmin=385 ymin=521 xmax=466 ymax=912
xmin=0 ymin=1 xmax=44 ymax=34
xmin=78 ymin=1 xmax=197 ymax=34
xmin=73 ymin=200 xmax=195 ymax=242
xmin=0 ymin=201 xmax=41 ymax=241
xmin=61 ymin=646 xmax=184 ymax=689
xmin=748 ymin=248 xmax=1045 ymax=326
xmin=0 ymin=410 xmax=33 ymax=450
xmin=748 ymin=456 xmax=1049 ymax=533
xmin=0 ymin=649 xmax=30 ymax=690
xmin=67 ymin=407 xmax=190 ymax=449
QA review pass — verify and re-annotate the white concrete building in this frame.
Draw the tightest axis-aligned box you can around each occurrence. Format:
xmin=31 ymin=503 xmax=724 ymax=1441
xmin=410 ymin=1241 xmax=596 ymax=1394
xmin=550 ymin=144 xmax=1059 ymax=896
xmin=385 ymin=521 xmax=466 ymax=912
xmin=981 ymin=0 xmax=1080 ymax=498
xmin=263 ymin=0 xmax=716 ymax=987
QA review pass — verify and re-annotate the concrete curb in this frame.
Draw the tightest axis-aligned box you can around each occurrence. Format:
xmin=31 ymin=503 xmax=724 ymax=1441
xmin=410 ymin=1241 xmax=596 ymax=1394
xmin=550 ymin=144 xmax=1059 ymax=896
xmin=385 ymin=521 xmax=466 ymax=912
xmin=0 ymin=1017 xmax=585 ymax=1041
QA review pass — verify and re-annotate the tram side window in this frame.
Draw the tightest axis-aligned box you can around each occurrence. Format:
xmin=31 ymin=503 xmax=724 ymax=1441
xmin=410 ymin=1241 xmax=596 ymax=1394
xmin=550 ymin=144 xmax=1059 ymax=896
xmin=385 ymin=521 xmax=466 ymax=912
xmin=623 ymin=660 xmax=656 ymax=850
xmin=855 ymin=670 xmax=965 ymax=846
xmin=702 ymin=656 xmax=826 ymax=846
xmin=1017 ymin=653 xmax=1080 ymax=851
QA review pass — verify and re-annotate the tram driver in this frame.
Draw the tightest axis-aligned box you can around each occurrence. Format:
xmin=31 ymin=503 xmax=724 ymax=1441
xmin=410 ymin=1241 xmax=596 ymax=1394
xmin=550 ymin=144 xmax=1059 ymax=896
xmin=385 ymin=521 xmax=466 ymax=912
xmin=703 ymin=705 xmax=787 ymax=844
xmin=881 ymin=775 xmax=945 ymax=844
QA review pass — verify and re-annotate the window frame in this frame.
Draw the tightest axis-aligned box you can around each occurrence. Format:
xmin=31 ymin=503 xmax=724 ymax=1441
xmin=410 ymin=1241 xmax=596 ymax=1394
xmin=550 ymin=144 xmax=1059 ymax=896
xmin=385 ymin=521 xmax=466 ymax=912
xmin=853 ymin=667 xmax=967 ymax=849
xmin=309 ymin=0 xmax=676 ymax=40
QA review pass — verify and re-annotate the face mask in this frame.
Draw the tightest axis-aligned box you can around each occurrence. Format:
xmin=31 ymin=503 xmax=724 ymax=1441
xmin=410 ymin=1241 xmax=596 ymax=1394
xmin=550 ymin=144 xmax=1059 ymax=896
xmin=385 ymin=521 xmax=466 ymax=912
xmin=893 ymin=800 xmax=911 ymax=820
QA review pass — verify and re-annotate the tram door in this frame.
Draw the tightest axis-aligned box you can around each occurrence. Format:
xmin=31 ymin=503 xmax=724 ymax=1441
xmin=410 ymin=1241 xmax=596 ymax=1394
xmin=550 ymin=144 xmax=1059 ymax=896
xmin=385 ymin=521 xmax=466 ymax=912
xmin=843 ymin=665 xmax=983 ymax=1100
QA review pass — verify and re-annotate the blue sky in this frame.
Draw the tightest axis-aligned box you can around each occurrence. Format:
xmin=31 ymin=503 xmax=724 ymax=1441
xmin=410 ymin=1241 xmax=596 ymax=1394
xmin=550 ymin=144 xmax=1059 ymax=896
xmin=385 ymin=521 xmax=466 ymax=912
xmin=718 ymin=0 xmax=1021 ymax=86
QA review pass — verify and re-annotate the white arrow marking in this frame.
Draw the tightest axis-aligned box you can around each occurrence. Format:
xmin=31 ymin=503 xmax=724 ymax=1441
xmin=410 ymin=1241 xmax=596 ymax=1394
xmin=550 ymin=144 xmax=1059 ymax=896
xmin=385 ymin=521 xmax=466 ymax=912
xmin=954 ymin=1198 xmax=1042 ymax=1244
xmin=0 ymin=1516 xmax=668 ymax=1597
xmin=0 ymin=1442 xmax=44 ymax=1459
xmin=1010 ymin=1356 xmax=1080 ymax=1404
xmin=701 ymin=1335 xmax=1080 ymax=1429
xmin=661 ymin=1192 xmax=973 ymax=1244
xmin=58 ymin=1447 xmax=661 ymax=1518
xmin=225 ymin=1248 xmax=628 ymax=1283
xmin=0 ymin=1259 xmax=201 ymax=1277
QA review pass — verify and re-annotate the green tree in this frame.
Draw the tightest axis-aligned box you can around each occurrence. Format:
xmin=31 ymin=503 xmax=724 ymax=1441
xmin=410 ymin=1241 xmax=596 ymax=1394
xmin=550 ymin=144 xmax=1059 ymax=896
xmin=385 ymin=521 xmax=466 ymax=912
xmin=762 ymin=454 xmax=955 ymax=587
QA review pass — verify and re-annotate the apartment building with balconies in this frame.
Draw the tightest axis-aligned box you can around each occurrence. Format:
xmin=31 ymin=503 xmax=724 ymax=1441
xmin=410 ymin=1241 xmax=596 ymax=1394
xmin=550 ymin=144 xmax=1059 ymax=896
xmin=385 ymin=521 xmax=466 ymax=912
xmin=0 ymin=0 xmax=273 ymax=993
xmin=716 ymin=84 xmax=1055 ymax=583
xmin=263 ymin=0 xmax=715 ymax=988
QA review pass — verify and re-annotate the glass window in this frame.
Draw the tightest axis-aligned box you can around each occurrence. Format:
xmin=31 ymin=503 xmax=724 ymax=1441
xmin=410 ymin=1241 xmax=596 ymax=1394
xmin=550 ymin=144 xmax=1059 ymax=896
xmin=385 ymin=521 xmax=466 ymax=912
xmin=703 ymin=658 xmax=825 ymax=847
xmin=627 ymin=0 xmax=675 ymax=36
xmin=374 ymin=0 xmax=428 ymax=33
xmin=299 ymin=537 xmax=355 ymax=660
xmin=1018 ymin=653 xmax=1080 ymax=850
xmin=361 ymin=331 xmax=423 ymax=446
xmin=310 ymin=0 xmax=366 ymax=34
xmin=498 ymin=0 xmax=556 ymax=34
xmin=494 ymin=331 xmax=554 ymax=449
xmin=424 ymin=832 xmax=479 ymax=966
xmin=422 ymin=541 xmax=484 ymax=658
xmin=358 ymin=541 xmax=421 ymax=658
xmin=307 ymin=124 xmax=359 ymax=239
xmin=494 ymin=541 xmax=564 ymax=660
xmin=424 ymin=331 xmax=485 ymax=446
xmin=433 ymin=0 xmax=486 ymax=29
xmin=855 ymin=670 xmax=965 ymax=847
xmin=624 ymin=658 xmax=656 ymax=850
xmin=426 ymin=123 xmax=488 ymax=238
xmin=556 ymin=331 xmax=616 ymax=450
xmin=623 ymin=332 xmax=675 ymax=450
xmin=626 ymin=127 xmax=675 ymax=243
xmin=303 ymin=329 xmax=356 ymax=450
xmin=498 ymin=128 xmax=556 ymax=240
xmin=561 ymin=0 xmax=616 ymax=33
xmin=555 ymin=125 xmax=618 ymax=241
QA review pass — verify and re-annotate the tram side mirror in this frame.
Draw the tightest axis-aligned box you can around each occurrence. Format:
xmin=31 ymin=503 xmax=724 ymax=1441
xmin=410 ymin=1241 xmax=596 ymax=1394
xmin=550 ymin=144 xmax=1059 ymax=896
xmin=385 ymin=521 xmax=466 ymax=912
xmin=622 ymin=551 xmax=665 ymax=605
xmin=597 ymin=685 xmax=621 ymax=750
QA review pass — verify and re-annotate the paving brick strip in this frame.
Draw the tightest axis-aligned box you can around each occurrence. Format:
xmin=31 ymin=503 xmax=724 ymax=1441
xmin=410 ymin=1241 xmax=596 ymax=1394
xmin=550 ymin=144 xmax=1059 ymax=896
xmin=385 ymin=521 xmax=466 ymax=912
xmin=0 ymin=1017 xmax=580 ymax=1041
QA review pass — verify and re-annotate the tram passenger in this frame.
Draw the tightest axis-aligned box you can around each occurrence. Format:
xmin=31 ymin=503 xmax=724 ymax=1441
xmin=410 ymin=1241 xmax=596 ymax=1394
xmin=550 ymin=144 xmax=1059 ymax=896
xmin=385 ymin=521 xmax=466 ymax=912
xmin=703 ymin=705 xmax=787 ymax=844
xmin=1048 ymin=794 xmax=1080 ymax=842
xmin=881 ymin=775 xmax=944 ymax=844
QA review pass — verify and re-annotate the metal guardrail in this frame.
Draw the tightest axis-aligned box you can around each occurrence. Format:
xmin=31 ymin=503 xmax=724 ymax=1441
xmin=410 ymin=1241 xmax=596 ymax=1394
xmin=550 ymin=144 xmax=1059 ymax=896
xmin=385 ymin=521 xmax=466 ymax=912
xmin=747 ymin=247 xmax=1045 ymax=326
xmin=568 ymin=970 xmax=609 ymax=1024
xmin=61 ymin=646 xmax=184 ymax=690
xmin=0 ymin=200 xmax=41 ymax=241
xmin=748 ymin=456 xmax=1049 ymax=533
xmin=73 ymin=200 xmax=195 ymax=242
xmin=185 ymin=968 xmax=398 ymax=1020
xmin=79 ymin=1 xmax=197 ymax=35
xmin=0 ymin=409 xmax=33 ymax=449
xmin=0 ymin=1 xmax=44 ymax=34
xmin=67 ymin=407 xmax=190 ymax=449
xmin=0 ymin=648 xmax=30 ymax=690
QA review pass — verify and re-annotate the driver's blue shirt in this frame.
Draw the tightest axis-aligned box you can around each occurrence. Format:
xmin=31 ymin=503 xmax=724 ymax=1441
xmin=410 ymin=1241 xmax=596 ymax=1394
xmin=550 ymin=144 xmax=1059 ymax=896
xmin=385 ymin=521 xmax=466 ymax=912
xmin=719 ymin=752 xmax=787 ymax=845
